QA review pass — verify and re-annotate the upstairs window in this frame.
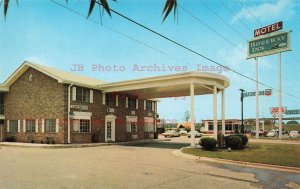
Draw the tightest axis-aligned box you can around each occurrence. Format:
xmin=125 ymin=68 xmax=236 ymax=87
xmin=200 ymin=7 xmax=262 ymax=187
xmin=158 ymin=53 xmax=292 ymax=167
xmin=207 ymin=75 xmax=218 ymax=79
xmin=106 ymin=93 xmax=116 ymax=107
xmin=146 ymin=100 xmax=152 ymax=111
xmin=128 ymin=96 xmax=137 ymax=109
xmin=76 ymin=87 xmax=90 ymax=103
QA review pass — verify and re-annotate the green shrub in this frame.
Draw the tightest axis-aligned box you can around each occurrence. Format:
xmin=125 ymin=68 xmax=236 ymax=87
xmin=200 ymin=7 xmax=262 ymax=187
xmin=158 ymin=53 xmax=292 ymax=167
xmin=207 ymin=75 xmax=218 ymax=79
xmin=234 ymin=134 xmax=248 ymax=146
xmin=225 ymin=135 xmax=242 ymax=149
xmin=200 ymin=137 xmax=217 ymax=150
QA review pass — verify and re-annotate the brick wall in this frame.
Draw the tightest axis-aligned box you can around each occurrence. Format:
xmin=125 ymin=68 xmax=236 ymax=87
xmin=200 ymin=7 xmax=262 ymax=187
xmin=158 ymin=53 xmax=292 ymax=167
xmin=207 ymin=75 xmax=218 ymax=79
xmin=4 ymin=67 xmax=157 ymax=144
xmin=4 ymin=68 xmax=66 ymax=143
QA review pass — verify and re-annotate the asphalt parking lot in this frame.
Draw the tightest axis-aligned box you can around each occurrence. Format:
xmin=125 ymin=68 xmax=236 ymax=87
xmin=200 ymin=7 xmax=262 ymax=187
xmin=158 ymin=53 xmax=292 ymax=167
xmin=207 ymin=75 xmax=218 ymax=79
xmin=0 ymin=137 xmax=299 ymax=189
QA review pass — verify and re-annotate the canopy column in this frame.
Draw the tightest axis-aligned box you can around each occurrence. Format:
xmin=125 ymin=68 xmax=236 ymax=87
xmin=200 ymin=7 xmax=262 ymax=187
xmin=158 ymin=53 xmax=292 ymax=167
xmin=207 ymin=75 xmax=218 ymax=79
xmin=213 ymin=86 xmax=218 ymax=140
xmin=190 ymin=82 xmax=195 ymax=147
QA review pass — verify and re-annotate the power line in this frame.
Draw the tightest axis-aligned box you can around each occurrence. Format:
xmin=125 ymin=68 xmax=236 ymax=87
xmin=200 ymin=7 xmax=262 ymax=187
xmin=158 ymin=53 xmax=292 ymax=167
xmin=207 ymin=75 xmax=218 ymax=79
xmin=199 ymin=0 xmax=247 ymax=41
xmin=237 ymin=0 xmax=264 ymax=27
xmin=49 ymin=0 xmax=300 ymax=100
xmin=49 ymin=0 xmax=190 ymax=66
xmin=218 ymin=0 xmax=252 ymax=32
xmin=178 ymin=4 xmax=246 ymax=55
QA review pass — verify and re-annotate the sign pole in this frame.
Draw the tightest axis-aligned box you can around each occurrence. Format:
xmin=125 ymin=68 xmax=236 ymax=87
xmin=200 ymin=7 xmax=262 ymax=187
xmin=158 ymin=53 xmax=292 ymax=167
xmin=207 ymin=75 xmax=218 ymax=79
xmin=278 ymin=52 xmax=283 ymax=139
xmin=255 ymin=57 xmax=259 ymax=139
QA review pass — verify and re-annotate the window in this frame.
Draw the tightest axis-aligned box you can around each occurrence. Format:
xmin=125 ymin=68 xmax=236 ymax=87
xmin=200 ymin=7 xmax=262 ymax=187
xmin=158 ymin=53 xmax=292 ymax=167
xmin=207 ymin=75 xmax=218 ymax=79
xmin=106 ymin=93 xmax=116 ymax=107
xmin=128 ymin=96 xmax=137 ymax=109
xmin=9 ymin=120 xmax=18 ymax=133
xmin=146 ymin=100 xmax=152 ymax=111
xmin=45 ymin=119 xmax=56 ymax=133
xmin=225 ymin=124 xmax=233 ymax=131
xmin=126 ymin=121 xmax=137 ymax=133
xmin=131 ymin=122 xmax=137 ymax=133
xmin=208 ymin=123 xmax=213 ymax=131
xmin=26 ymin=120 xmax=36 ymax=133
xmin=145 ymin=119 xmax=154 ymax=132
xmin=76 ymin=87 xmax=90 ymax=103
xmin=80 ymin=120 xmax=90 ymax=133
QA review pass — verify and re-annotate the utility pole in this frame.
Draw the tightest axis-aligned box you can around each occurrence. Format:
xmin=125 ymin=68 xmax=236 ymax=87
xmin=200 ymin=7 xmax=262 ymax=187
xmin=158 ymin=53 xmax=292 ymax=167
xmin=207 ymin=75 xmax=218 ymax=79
xmin=239 ymin=89 xmax=245 ymax=134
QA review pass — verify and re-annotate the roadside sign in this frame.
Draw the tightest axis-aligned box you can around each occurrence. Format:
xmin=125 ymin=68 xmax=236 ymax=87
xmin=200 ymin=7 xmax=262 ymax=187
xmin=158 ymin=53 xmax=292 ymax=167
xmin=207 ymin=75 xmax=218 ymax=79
xmin=270 ymin=107 xmax=287 ymax=115
xmin=285 ymin=109 xmax=300 ymax=115
xmin=264 ymin=89 xmax=272 ymax=96
xmin=254 ymin=21 xmax=283 ymax=37
xmin=247 ymin=31 xmax=291 ymax=59
xmin=242 ymin=89 xmax=272 ymax=97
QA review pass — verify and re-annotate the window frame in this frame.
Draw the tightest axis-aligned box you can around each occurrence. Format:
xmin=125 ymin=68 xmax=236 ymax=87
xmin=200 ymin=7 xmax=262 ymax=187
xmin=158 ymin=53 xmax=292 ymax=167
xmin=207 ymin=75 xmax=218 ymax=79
xmin=128 ymin=96 xmax=137 ymax=109
xmin=9 ymin=120 xmax=18 ymax=133
xmin=146 ymin=100 xmax=152 ymax=111
xmin=76 ymin=87 xmax=90 ymax=103
xmin=45 ymin=119 xmax=56 ymax=133
xmin=79 ymin=119 xmax=91 ymax=133
xmin=106 ymin=93 xmax=116 ymax=107
xmin=26 ymin=120 xmax=36 ymax=133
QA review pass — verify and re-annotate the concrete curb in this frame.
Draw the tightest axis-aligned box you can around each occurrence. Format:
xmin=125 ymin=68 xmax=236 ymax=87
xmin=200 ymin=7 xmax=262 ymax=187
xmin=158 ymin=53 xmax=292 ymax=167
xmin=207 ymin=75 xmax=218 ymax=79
xmin=0 ymin=139 xmax=168 ymax=149
xmin=173 ymin=148 xmax=300 ymax=174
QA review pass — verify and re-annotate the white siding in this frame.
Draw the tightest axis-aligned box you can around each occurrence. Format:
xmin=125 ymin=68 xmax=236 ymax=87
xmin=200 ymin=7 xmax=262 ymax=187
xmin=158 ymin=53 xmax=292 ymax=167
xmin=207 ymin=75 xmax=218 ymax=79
xmin=72 ymin=87 xmax=76 ymax=101
xmin=56 ymin=118 xmax=59 ymax=133
xmin=90 ymin=90 xmax=93 ymax=103
xmin=7 ymin=120 xmax=9 ymax=132
xmin=17 ymin=120 xmax=20 ymax=132
xmin=41 ymin=119 xmax=45 ymax=133
xmin=35 ymin=119 xmax=38 ymax=133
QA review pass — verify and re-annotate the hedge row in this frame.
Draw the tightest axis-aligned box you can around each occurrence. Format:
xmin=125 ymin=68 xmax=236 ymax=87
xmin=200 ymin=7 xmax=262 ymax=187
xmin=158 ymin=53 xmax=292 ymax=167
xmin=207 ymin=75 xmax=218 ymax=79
xmin=199 ymin=134 xmax=248 ymax=151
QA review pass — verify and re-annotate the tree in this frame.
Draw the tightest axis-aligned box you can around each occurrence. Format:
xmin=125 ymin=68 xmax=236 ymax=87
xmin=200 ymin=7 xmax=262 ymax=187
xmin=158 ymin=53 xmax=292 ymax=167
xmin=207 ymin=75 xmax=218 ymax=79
xmin=183 ymin=110 xmax=190 ymax=123
xmin=1 ymin=0 xmax=177 ymax=22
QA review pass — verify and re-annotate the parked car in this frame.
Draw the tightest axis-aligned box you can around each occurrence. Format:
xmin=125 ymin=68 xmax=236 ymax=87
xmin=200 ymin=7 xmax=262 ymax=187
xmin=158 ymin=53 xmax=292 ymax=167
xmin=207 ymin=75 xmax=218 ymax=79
xmin=187 ymin=131 xmax=202 ymax=138
xmin=266 ymin=129 xmax=278 ymax=137
xmin=178 ymin=130 xmax=188 ymax=135
xmin=162 ymin=130 xmax=180 ymax=138
xmin=251 ymin=130 xmax=267 ymax=136
xmin=289 ymin=131 xmax=300 ymax=138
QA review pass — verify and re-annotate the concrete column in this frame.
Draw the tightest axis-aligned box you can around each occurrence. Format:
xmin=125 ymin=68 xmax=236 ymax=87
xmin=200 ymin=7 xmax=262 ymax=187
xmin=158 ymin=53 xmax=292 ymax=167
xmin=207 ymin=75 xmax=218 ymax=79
xmin=221 ymin=89 xmax=225 ymax=135
xmin=213 ymin=86 xmax=218 ymax=140
xmin=190 ymin=83 xmax=195 ymax=147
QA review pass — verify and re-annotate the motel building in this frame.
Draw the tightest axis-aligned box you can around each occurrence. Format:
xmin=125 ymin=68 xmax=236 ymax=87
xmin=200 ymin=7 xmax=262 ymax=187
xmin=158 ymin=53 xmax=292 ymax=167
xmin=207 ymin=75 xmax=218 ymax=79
xmin=202 ymin=119 xmax=250 ymax=134
xmin=0 ymin=61 xmax=230 ymax=145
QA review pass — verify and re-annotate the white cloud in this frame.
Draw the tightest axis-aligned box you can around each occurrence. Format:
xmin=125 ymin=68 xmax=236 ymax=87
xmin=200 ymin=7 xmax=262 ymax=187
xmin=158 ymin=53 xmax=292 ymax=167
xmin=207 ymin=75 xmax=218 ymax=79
xmin=233 ymin=0 xmax=296 ymax=23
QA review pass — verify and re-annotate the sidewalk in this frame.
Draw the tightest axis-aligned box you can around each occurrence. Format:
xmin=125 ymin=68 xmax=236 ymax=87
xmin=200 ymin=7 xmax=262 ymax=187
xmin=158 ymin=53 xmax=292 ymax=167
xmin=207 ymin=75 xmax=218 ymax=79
xmin=0 ymin=139 xmax=168 ymax=149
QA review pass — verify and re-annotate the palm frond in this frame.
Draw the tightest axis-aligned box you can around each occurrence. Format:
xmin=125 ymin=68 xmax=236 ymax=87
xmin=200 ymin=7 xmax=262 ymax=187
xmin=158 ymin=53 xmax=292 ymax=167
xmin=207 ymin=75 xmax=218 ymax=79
xmin=99 ymin=0 xmax=111 ymax=17
xmin=87 ymin=0 xmax=96 ymax=17
xmin=162 ymin=0 xmax=177 ymax=22
xmin=4 ymin=0 xmax=9 ymax=19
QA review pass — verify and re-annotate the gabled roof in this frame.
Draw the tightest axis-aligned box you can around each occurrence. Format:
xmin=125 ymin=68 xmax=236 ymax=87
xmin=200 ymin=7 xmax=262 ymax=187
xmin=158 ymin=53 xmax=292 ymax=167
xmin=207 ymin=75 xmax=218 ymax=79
xmin=2 ymin=61 xmax=106 ymax=89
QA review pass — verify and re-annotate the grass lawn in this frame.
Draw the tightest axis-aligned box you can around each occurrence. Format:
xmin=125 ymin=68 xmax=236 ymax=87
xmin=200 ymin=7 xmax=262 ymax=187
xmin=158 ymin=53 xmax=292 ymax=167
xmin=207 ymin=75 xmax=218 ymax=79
xmin=181 ymin=143 xmax=300 ymax=168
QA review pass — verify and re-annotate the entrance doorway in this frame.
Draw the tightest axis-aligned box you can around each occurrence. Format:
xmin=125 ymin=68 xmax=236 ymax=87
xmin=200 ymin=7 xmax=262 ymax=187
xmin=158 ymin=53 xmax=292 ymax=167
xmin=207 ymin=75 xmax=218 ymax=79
xmin=105 ymin=115 xmax=116 ymax=142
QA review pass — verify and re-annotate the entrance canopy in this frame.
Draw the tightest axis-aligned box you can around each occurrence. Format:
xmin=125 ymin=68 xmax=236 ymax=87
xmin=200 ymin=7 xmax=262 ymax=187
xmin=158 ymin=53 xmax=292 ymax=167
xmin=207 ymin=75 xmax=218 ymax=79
xmin=100 ymin=71 xmax=230 ymax=147
xmin=99 ymin=72 xmax=230 ymax=99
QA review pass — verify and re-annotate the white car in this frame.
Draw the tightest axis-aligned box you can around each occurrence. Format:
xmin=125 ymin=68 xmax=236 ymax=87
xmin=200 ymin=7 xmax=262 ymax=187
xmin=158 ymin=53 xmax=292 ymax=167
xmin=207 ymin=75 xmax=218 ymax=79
xmin=162 ymin=130 xmax=180 ymax=138
xmin=187 ymin=131 xmax=202 ymax=138
xmin=266 ymin=130 xmax=278 ymax=137
xmin=179 ymin=130 xmax=188 ymax=135
xmin=289 ymin=131 xmax=299 ymax=138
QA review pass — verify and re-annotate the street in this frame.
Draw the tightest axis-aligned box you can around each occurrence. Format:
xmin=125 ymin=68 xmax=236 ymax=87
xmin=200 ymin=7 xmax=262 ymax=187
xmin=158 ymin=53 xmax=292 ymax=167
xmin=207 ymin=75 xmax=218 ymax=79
xmin=0 ymin=139 xmax=299 ymax=189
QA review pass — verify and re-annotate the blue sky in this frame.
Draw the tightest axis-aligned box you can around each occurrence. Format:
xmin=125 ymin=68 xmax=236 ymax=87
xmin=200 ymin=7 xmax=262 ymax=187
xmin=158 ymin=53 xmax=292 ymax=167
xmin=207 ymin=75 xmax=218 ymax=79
xmin=1 ymin=0 xmax=299 ymax=123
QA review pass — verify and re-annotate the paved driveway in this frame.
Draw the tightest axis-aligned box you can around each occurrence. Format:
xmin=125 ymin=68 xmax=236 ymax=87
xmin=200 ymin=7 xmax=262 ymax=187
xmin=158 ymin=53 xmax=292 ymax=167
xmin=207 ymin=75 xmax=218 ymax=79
xmin=0 ymin=140 xmax=299 ymax=189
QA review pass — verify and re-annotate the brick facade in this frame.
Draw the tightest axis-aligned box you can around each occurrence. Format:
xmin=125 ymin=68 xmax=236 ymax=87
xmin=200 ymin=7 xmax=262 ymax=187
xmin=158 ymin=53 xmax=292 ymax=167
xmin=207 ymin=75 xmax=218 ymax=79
xmin=2 ymin=67 xmax=157 ymax=144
